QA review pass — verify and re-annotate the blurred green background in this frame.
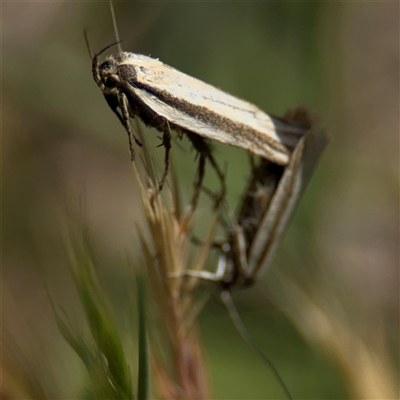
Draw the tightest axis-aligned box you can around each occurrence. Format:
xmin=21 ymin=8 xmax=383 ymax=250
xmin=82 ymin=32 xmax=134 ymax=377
xmin=3 ymin=1 xmax=398 ymax=399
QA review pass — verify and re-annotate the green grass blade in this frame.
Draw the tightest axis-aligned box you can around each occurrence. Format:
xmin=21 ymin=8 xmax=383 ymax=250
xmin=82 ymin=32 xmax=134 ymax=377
xmin=136 ymin=272 xmax=149 ymax=400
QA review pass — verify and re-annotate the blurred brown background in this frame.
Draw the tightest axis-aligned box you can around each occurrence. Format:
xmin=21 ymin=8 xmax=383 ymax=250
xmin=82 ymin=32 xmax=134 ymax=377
xmin=3 ymin=1 xmax=398 ymax=399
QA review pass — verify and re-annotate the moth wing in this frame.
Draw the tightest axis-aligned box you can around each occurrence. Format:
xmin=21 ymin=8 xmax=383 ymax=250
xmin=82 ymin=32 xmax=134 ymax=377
xmin=127 ymin=56 xmax=304 ymax=164
xmin=247 ymin=124 xmax=329 ymax=277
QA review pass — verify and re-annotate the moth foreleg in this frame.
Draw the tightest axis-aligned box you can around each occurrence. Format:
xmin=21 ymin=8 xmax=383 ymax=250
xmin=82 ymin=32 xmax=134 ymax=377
xmin=118 ymin=92 xmax=142 ymax=160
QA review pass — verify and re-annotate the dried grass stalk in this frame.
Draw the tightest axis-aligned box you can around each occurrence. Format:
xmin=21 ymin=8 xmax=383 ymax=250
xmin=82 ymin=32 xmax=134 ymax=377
xmin=133 ymin=124 xmax=215 ymax=399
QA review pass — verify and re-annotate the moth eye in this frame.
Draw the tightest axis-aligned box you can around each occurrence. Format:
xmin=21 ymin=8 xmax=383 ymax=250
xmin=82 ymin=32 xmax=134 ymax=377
xmin=100 ymin=60 xmax=113 ymax=71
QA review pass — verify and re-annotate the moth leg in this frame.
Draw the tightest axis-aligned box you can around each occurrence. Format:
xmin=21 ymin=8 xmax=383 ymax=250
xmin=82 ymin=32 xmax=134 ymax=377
xmin=184 ymin=132 xmax=226 ymax=209
xmin=190 ymin=154 xmax=224 ymax=210
xmin=191 ymin=234 xmax=226 ymax=251
xmin=200 ymin=185 xmax=228 ymax=213
xmin=156 ymin=120 xmax=172 ymax=191
xmin=169 ymin=250 xmax=229 ymax=282
xmin=205 ymin=153 xmax=226 ymax=208
xmin=231 ymin=224 xmax=251 ymax=279
xmin=224 ymin=205 xmax=253 ymax=281
xmin=118 ymin=92 xmax=142 ymax=160
xmin=190 ymin=153 xmax=206 ymax=209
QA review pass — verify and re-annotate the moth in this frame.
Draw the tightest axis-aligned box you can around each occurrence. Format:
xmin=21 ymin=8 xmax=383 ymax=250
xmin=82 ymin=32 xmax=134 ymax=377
xmin=179 ymin=108 xmax=328 ymax=400
xmin=87 ymin=38 xmax=307 ymax=205
xmin=184 ymin=108 xmax=328 ymax=290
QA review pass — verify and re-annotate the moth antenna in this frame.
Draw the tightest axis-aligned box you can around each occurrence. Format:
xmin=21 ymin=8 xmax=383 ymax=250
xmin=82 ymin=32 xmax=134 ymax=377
xmin=109 ymin=0 xmax=122 ymax=53
xmin=96 ymin=40 xmax=124 ymax=58
xmin=220 ymin=291 xmax=293 ymax=400
xmin=83 ymin=29 xmax=123 ymax=64
xmin=84 ymin=29 xmax=93 ymax=59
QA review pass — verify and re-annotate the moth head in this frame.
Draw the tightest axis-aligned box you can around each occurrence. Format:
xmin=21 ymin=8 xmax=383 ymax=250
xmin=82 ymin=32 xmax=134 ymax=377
xmin=96 ymin=57 xmax=120 ymax=91
xmin=84 ymin=31 xmax=124 ymax=92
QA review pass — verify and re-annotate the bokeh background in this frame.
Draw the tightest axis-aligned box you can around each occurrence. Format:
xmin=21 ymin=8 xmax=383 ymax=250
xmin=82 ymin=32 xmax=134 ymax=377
xmin=3 ymin=1 xmax=398 ymax=399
